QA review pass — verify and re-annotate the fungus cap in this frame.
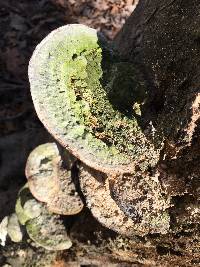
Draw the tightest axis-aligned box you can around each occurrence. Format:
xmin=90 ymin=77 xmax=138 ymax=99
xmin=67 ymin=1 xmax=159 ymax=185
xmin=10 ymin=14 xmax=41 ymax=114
xmin=26 ymin=143 xmax=83 ymax=215
xmin=79 ymin=164 xmax=147 ymax=236
xmin=79 ymin=164 xmax=171 ymax=236
xmin=15 ymin=184 xmax=72 ymax=251
xmin=26 ymin=214 xmax=72 ymax=251
xmin=29 ymin=24 xmax=160 ymax=174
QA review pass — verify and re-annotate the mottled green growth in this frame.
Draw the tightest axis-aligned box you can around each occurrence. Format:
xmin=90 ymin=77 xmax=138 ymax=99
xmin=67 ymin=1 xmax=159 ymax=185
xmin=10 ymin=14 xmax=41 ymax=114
xmin=15 ymin=184 xmax=36 ymax=225
xmin=26 ymin=213 xmax=72 ymax=251
xmin=15 ymin=184 xmax=72 ymax=251
xmin=29 ymin=24 xmax=160 ymax=173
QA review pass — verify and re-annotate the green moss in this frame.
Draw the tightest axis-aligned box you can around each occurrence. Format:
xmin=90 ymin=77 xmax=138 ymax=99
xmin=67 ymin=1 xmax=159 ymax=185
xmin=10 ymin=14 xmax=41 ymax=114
xmin=29 ymin=25 xmax=160 ymax=172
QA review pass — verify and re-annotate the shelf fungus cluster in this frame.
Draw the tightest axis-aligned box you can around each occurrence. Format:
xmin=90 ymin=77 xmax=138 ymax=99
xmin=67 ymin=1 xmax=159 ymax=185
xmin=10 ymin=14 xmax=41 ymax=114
xmin=14 ymin=143 xmax=83 ymax=250
xmin=25 ymin=143 xmax=83 ymax=215
xmin=27 ymin=24 xmax=173 ymax=238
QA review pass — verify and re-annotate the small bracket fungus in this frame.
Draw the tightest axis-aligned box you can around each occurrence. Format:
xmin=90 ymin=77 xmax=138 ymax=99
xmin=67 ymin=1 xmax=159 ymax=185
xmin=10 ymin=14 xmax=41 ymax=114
xmin=29 ymin=24 xmax=161 ymax=174
xmin=79 ymin=164 xmax=170 ymax=236
xmin=79 ymin=164 xmax=140 ymax=236
xmin=25 ymin=143 xmax=83 ymax=215
xmin=25 ymin=213 xmax=72 ymax=251
xmin=15 ymin=184 xmax=72 ymax=251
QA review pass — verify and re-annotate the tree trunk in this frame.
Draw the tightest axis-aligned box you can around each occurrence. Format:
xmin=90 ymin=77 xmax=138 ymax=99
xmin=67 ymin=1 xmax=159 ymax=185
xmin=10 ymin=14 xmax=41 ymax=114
xmin=51 ymin=1 xmax=200 ymax=265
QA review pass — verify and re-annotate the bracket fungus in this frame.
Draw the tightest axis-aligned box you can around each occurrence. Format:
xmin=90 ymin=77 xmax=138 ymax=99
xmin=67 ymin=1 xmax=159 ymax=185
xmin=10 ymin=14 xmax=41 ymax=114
xmin=79 ymin=164 xmax=170 ymax=236
xmin=25 ymin=143 xmax=84 ymax=215
xmin=28 ymin=24 xmax=172 ymax=237
xmin=15 ymin=184 xmax=72 ymax=251
xmin=79 ymin=164 xmax=139 ymax=237
xmin=29 ymin=24 xmax=161 ymax=174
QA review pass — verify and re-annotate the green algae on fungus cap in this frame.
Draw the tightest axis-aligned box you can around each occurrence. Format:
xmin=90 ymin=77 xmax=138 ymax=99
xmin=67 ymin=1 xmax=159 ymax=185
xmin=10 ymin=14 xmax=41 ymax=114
xmin=26 ymin=213 xmax=72 ymax=251
xmin=15 ymin=184 xmax=43 ymax=225
xmin=29 ymin=24 xmax=159 ymax=173
xmin=15 ymin=184 xmax=72 ymax=251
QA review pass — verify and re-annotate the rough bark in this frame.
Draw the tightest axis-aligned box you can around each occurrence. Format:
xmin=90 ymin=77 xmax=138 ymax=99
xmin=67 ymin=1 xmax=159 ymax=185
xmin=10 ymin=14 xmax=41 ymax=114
xmin=115 ymin=0 xmax=200 ymax=150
